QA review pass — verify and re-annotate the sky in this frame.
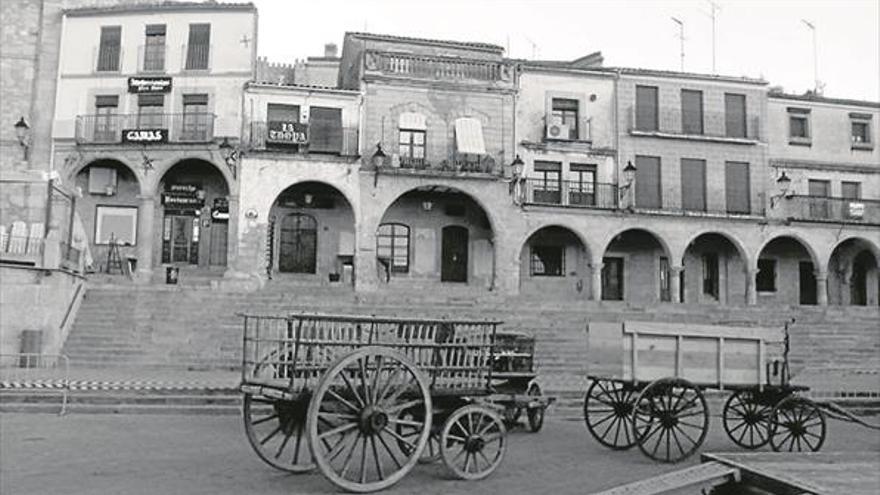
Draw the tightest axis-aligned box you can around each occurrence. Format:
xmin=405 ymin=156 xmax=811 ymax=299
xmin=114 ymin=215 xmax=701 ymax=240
xmin=253 ymin=0 xmax=880 ymax=101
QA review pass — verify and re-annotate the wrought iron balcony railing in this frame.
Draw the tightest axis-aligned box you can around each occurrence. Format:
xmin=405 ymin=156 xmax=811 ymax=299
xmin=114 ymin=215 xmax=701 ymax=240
xmin=383 ymin=153 xmax=501 ymax=176
xmin=75 ymin=113 xmax=215 ymax=144
xmin=363 ymin=50 xmax=513 ymax=83
xmin=522 ymin=179 xmax=619 ymax=209
xmin=628 ymin=105 xmax=762 ymax=141
xmin=247 ymin=122 xmax=359 ymax=156
xmin=773 ymin=195 xmax=880 ymax=224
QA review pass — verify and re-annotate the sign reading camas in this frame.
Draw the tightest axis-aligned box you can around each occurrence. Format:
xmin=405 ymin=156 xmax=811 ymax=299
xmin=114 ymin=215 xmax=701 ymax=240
xmin=267 ymin=121 xmax=309 ymax=145
xmin=122 ymin=129 xmax=167 ymax=143
xmin=128 ymin=76 xmax=172 ymax=93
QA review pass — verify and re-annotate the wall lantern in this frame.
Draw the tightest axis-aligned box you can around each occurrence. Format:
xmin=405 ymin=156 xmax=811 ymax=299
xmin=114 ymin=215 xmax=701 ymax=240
xmin=371 ymin=143 xmax=387 ymax=168
xmin=618 ymin=160 xmax=637 ymax=205
xmin=219 ymin=137 xmax=240 ymax=179
xmin=14 ymin=116 xmax=31 ymax=160
xmin=421 ymin=200 xmax=434 ymax=212
xmin=511 ymin=154 xmax=524 ymax=178
xmin=770 ymin=170 xmax=792 ymax=208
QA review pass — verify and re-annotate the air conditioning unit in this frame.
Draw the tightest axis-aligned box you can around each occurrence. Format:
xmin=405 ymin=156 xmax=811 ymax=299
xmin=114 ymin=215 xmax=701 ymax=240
xmin=546 ymin=122 xmax=570 ymax=140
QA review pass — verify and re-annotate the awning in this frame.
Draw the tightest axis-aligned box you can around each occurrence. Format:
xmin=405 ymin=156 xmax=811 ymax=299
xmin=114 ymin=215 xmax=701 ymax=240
xmin=454 ymin=117 xmax=486 ymax=154
xmin=398 ymin=112 xmax=426 ymax=130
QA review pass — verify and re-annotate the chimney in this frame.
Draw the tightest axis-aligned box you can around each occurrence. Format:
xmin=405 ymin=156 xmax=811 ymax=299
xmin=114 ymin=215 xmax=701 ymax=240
xmin=324 ymin=43 xmax=338 ymax=58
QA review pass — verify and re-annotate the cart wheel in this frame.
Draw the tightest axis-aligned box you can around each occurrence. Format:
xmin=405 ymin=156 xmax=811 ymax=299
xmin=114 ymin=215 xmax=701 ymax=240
xmin=769 ymin=396 xmax=826 ymax=453
xmin=722 ymin=390 xmax=772 ymax=450
xmin=306 ymin=347 xmax=432 ymax=493
xmin=526 ymin=383 xmax=545 ymax=433
xmin=242 ymin=393 xmax=315 ymax=473
xmin=440 ymin=405 xmax=507 ymax=480
xmin=396 ymin=408 xmax=441 ymax=464
xmin=631 ymin=378 xmax=708 ymax=463
xmin=583 ymin=379 xmax=637 ymax=450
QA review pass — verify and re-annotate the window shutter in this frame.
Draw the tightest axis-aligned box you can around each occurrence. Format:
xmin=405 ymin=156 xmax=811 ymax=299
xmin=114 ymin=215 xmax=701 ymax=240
xmin=267 ymin=104 xmax=300 ymax=122
xmin=635 ymin=86 xmax=658 ymax=131
xmin=146 ymin=24 xmax=166 ymax=36
xmin=186 ymin=24 xmax=211 ymax=70
xmin=635 ymin=155 xmax=661 ymax=208
xmin=138 ymin=94 xmax=164 ymax=106
xmin=533 ymin=161 xmax=562 ymax=172
xmin=681 ymin=90 xmax=703 ymax=134
xmin=183 ymin=94 xmax=209 ymax=106
xmin=97 ymin=26 xmax=121 ymax=71
xmin=725 ymin=161 xmax=750 ymax=214
xmin=680 ymin=159 xmax=706 ymax=211
xmin=309 ymin=107 xmax=343 ymax=153
xmin=725 ymin=94 xmax=747 ymax=138
xmin=95 ymin=95 xmax=119 ymax=108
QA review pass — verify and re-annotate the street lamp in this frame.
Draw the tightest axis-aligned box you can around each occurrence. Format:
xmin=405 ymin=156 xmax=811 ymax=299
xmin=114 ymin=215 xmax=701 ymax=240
xmin=510 ymin=155 xmax=525 ymax=204
xmin=219 ymin=137 xmax=240 ymax=179
xmin=14 ymin=116 xmax=30 ymax=160
xmin=619 ymin=160 xmax=637 ymax=206
xmin=770 ymin=171 xmax=792 ymax=207
xmin=371 ymin=143 xmax=386 ymax=168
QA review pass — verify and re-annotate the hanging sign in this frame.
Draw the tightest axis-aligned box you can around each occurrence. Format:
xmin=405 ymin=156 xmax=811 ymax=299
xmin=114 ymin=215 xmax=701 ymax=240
xmin=211 ymin=197 xmax=229 ymax=220
xmin=266 ymin=121 xmax=309 ymax=145
xmin=128 ymin=76 xmax=172 ymax=93
xmin=162 ymin=184 xmax=204 ymax=208
xmin=122 ymin=129 xmax=168 ymax=143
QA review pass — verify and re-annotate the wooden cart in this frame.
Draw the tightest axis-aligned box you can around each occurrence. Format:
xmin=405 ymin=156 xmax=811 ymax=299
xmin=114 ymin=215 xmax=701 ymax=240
xmin=489 ymin=331 xmax=555 ymax=432
xmin=239 ymin=313 xmax=508 ymax=492
xmin=583 ymin=319 xmax=825 ymax=463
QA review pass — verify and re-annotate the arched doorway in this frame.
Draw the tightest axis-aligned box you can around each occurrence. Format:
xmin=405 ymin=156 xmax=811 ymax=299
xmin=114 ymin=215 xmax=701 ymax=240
xmin=268 ymin=181 xmax=355 ymax=282
xmin=377 ymin=187 xmax=493 ymax=288
xmin=828 ymin=238 xmax=879 ymax=306
xmin=601 ymin=229 xmax=672 ymax=304
xmin=756 ymin=236 xmax=819 ymax=306
xmin=158 ymin=159 xmax=229 ymax=268
xmin=73 ymin=159 xmax=141 ymax=272
xmin=682 ymin=232 xmax=748 ymax=305
xmin=519 ymin=226 xmax=589 ymax=298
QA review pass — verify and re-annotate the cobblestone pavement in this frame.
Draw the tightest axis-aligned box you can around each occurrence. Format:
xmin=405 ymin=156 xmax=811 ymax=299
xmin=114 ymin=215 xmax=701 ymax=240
xmin=2 ymin=412 xmax=878 ymax=495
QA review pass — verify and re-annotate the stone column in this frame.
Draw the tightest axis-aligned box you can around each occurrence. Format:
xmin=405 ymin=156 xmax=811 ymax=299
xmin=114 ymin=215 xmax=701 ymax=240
xmin=223 ymin=195 xmax=240 ymax=277
xmin=669 ymin=266 xmax=683 ymax=303
xmin=746 ymin=269 xmax=759 ymax=305
xmin=135 ymin=195 xmax=156 ymax=283
xmin=590 ymin=260 xmax=603 ymax=301
xmin=354 ymin=218 xmax=378 ymax=293
xmin=815 ymin=270 xmax=828 ymax=306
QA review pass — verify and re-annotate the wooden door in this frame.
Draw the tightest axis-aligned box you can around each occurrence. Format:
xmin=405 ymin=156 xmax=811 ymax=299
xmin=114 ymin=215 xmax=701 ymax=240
xmin=279 ymin=213 xmax=317 ymax=273
xmin=168 ymin=215 xmax=196 ymax=264
xmin=602 ymin=257 xmax=624 ymax=301
xmin=441 ymin=225 xmax=468 ymax=282
xmin=799 ymin=261 xmax=817 ymax=305
xmin=208 ymin=221 xmax=228 ymax=266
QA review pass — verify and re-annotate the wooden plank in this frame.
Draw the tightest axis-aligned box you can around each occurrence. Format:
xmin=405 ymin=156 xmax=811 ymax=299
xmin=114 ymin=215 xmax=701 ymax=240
xmin=624 ymin=321 xmax=780 ymax=341
xmin=592 ymin=461 xmax=739 ymax=495
xmin=717 ymin=337 xmax=725 ymax=390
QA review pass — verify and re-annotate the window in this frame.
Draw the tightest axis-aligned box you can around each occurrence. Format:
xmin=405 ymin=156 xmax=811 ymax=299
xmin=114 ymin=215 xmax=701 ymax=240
xmin=143 ymin=24 xmax=166 ymax=71
xmin=94 ymin=95 xmax=118 ymax=142
xmin=88 ymin=167 xmax=117 ymax=195
xmin=842 ymin=181 xmax=861 ymax=199
xmin=702 ymin=253 xmax=719 ymax=298
xmin=756 ymin=259 xmax=776 ymax=292
xmin=532 ymin=161 xmax=562 ymax=204
xmin=181 ymin=94 xmax=209 ymax=141
xmin=808 ymin=179 xmax=830 ymax=219
xmin=787 ymin=107 xmax=811 ymax=143
xmin=137 ymin=94 xmax=164 ymax=128
xmin=602 ymin=257 xmax=624 ymax=301
xmin=852 ymin=122 xmax=870 ymax=143
xmin=185 ymin=24 xmax=211 ymax=70
xmin=725 ymin=161 xmax=750 ymax=214
xmin=551 ymin=98 xmax=579 ymax=139
xmin=635 ymin=155 xmax=662 ymax=208
xmin=377 ymin=223 xmax=410 ymax=273
xmin=530 ymin=245 xmax=564 ymax=276
xmin=97 ymin=26 xmax=121 ymax=72
xmin=399 ymin=129 xmax=426 ymax=167
xmin=635 ymin=85 xmax=659 ymax=131
xmin=681 ymin=90 xmax=704 ymax=135
xmin=725 ymin=93 xmax=747 ymax=138
xmin=659 ymin=256 xmax=671 ymax=302
xmin=309 ymin=107 xmax=343 ymax=153
xmin=569 ymin=163 xmax=596 ymax=206
xmin=266 ymin=103 xmax=301 ymax=146
xmin=850 ymin=114 xmax=872 ymax=149
xmin=680 ymin=158 xmax=707 ymax=212
xmin=95 ymin=206 xmax=137 ymax=245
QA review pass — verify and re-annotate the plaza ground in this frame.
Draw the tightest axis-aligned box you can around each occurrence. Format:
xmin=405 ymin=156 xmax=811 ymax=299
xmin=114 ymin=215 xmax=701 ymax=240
xmin=2 ymin=411 xmax=878 ymax=494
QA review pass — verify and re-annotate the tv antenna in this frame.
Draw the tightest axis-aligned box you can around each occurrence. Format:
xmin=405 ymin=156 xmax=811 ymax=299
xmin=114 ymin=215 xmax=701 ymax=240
xmin=801 ymin=19 xmax=820 ymax=93
xmin=524 ymin=35 xmax=539 ymax=59
xmin=671 ymin=17 xmax=684 ymax=72
xmin=701 ymin=0 xmax=721 ymax=73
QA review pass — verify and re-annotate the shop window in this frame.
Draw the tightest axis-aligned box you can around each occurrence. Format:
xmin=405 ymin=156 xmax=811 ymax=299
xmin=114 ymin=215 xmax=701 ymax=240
xmin=95 ymin=206 xmax=137 ymax=245
xmin=97 ymin=26 xmax=121 ymax=72
xmin=530 ymin=245 xmax=564 ymax=276
xmin=756 ymin=259 xmax=776 ymax=292
xmin=185 ymin=23 xmax=211 ymax=70
xmin=551 ymin=98 xmax=579 ymax=139
xmin=143 ymin=24 xmax=166 ymax=71
xmin=377 ymin=223 xmax=410 ymax=273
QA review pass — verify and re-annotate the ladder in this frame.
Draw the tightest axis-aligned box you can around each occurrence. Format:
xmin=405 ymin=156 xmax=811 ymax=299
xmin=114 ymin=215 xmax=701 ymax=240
xmin=105 ymin=234 xmax=125 ymax=275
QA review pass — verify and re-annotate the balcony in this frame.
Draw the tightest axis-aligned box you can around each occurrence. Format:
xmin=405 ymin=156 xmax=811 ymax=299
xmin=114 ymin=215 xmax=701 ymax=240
xmin=628 ymin=105 xmax=762 ymax=143
xmin=75 ymin=113 xmax=215 ymax=144
xmin=522 ymin=179 xmax=619 ymax=210
xmin=774 ymin=195 xmax=880 ymax=225
xmin=363 ymin=50 xmax=513 ymax=85
xmin=247 ymin=122 xmax=359 ymax=157
xmin=380 ymin=153 xmax=502 ymax=177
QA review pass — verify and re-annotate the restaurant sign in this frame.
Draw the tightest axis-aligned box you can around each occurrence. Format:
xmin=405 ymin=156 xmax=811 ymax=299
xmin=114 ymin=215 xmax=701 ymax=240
xmin=122 ymin=129 xmax=167 ymax=144
xmin=128 ymin=76 xmax=173 ymax=93
xmin=162 ymin=184 xmax=205 ymax=208
xmin=266 ymin=121 xmax=309 ymax=145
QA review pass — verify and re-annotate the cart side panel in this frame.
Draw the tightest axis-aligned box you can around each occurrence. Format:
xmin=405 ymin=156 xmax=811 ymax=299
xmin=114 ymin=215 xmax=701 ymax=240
xmin=587 ymin=322 xmax=625 ymax=379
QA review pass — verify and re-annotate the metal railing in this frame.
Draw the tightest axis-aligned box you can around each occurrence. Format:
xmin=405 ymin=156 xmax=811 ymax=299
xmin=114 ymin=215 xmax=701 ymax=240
xmin=389 ymin=154 xmax=501 ymax=175
xmin=183 ymin=43 xmax=211 ymax=71
xmin=138 ymin=44 xmax=166 ymax=72
xmin=0 ymin=235 xmax=43 ymax=258
xmin=0 ymin=353 xmax=70 ymax=415
xmin=75 ymin=113 xmax=216 ymax=144
xmin=247 ymin=122 xmax=359 ymax=156
xmin=364 ymin=50 xmax=511 ymax=83
xmin=522 ymin=179 xmax=619 ymax=209
xmin=628 ymin=105 xmax=762 ymax=141
xmin=773 ymin=195 xmax=880 ymax=224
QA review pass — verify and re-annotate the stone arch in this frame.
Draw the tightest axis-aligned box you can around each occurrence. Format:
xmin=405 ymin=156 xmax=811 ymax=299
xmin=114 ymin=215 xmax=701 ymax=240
xmin=755 ymin=232 xmax=822 ymax=272
xmin=755 ymin=234 xmax=824 ymax=306
xmin=67 ymin=156 xmax=143 ymax=194
xmin=600 ymin=227 xmax=675 ymax=304
xmin=681 ymin=230 xmax=752 ymax=305
xmin=601 ymin=226 xmax=673 ymax=262
xmin=260 ymin=178 xmax=359 ymax=227
xmin=518 ymin=224 xmax=592 ymax=298
xmin=827 ymin=236 xmax=880 ymax=306
xmin=373 ymin=183 xmax=499 ymax=238
xmin=681 ymin=230 xmax=750 ymax=268
xmin=154 ymin=157 xmax=232 ymax=196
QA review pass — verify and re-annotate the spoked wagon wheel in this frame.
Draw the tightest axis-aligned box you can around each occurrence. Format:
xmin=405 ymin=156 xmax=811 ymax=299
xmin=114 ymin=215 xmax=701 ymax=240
xmin=242 ymin=393 xmax=314 ymax=473
xmin=631 ymin=378 xmax=709 ymax=463
xmin=440 ymin=405 xmax=507 ymax=480
xmin=722 ymin=390 xmax=772 ymax=450
xmin=526 ymin=383 xmax=545 ymax=433
xmin=583 ymin=379 xmax=637 ymax=450
xmin=396 ymin=408 xmax=441 ymax=464
xmin=769 ymin=396 xmax=826 ymax=453
xmin=306 ymin=347 xmax=432 ymax=493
